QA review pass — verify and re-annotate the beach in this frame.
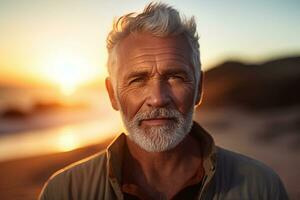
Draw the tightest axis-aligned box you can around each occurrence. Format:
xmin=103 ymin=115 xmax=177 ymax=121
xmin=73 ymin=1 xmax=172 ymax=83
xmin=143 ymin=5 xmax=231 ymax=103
xmin=0 ymin=107 xmax=299 ymax=199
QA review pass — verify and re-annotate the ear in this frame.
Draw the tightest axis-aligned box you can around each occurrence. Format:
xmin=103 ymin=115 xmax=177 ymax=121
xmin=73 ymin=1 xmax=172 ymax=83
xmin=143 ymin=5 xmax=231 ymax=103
xmin=195 ymin=70 xmax=204 ymax=106
xmin=105 ymin=77 xmax=119 ymax=111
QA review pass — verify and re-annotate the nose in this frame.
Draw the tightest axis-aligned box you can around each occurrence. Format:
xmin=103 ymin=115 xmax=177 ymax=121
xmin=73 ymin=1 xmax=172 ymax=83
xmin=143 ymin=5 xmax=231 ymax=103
xmin=146 ymin=79 xmax=171 ymax=108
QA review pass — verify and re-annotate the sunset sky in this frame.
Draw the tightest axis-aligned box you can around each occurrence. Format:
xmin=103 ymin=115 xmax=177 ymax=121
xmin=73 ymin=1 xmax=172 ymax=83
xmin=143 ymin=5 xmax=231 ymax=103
xmin=0 ymin=0 xmax=299 ymax=89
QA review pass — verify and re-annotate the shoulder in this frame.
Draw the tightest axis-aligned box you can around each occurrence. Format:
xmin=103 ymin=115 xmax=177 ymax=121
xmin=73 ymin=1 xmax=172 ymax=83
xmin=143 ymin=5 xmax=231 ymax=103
xmin=39 ymin=150 xmax=108 ymax=200
xmin=51 ymin=150 xmax=108 ymax=182
xmin=216 ymin=147 xmax=277 ymax=178
xmin=214 ymin=147 xmax=288 ymax=199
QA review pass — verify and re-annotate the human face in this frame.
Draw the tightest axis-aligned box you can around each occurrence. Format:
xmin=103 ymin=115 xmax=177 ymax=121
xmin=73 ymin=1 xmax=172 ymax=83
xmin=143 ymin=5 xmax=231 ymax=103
xmin=106 ymin=33 xmax=201 ymax=152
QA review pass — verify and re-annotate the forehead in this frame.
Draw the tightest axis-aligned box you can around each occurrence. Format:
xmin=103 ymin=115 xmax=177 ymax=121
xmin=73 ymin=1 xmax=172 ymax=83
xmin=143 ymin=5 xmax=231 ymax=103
xmin=116 ymin=33 xmax=193 ymax=70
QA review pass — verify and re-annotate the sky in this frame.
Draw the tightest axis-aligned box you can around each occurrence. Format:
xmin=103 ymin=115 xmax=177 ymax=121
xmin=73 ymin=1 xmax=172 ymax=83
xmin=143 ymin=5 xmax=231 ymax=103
xmin=0 ymin=0 xmax=299 ymax=88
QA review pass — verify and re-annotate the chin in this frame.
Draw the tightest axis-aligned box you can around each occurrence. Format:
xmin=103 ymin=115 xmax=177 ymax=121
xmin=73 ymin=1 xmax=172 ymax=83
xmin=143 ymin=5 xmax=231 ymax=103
xmin=121 ymin=107 xmax=194 ymax=152
xmin=128 ymin=123 xmax=192 ymax=152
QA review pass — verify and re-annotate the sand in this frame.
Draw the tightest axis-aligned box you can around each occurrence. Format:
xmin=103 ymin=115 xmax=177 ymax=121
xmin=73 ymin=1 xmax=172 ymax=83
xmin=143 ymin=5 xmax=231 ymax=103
xmin=0 ymin=140 xmax=111 ymax=200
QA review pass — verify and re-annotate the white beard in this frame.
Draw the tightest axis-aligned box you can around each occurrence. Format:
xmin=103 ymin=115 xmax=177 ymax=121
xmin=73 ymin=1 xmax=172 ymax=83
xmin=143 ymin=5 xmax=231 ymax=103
xmin=120 ymin=107 xmax=194 ymax=152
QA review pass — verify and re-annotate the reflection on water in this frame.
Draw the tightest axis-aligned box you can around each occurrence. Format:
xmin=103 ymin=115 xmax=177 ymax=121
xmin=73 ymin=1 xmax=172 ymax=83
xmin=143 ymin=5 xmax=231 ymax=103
xmin=0 ymin=111 xmax=122 ymax=161
xmin=0 ymin=87 xmax=125 ymax=161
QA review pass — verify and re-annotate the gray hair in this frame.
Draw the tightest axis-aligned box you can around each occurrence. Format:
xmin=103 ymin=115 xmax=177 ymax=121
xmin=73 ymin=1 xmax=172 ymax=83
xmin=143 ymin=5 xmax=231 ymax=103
xmin=106 ymin=2 xmax=201 ymax=86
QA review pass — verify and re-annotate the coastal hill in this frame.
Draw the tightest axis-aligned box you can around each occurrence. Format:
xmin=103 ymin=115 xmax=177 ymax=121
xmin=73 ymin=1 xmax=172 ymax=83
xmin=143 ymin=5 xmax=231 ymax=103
xmin=201 ymin=56 xmax=300 ymax=110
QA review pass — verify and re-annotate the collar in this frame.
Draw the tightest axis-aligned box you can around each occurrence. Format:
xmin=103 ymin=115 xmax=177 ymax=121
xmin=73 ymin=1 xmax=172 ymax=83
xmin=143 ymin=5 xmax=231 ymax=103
xmin=106 ymin=121 xmax=217 ymax=196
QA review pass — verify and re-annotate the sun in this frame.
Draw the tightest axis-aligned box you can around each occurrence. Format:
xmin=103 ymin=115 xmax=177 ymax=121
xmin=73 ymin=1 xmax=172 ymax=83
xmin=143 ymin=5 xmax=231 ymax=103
xmin=43 ymin=50 xmax=98 ymax=95
xmin=52 ymin=65 xmax=82 ymax=96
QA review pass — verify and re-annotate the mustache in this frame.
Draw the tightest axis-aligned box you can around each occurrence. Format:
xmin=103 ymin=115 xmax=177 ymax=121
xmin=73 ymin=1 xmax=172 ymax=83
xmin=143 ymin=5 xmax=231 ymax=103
xmin=133 ymin=108 xmax=181 ymax=123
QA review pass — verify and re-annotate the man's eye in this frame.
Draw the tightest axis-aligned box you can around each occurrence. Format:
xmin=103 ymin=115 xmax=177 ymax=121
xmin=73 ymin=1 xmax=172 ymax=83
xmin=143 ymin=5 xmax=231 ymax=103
xmin=169 ymin=75 xmax=184 ymax=81
xmin=129 ymin=77 xmax=144 ymax=84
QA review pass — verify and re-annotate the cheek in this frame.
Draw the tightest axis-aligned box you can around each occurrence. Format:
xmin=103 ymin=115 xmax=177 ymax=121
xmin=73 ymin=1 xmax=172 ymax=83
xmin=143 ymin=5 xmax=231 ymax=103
xmin=117 ymin=85 xmax=146 ymax=119
xmin=171 ymin=83 xmax=196 ymax=113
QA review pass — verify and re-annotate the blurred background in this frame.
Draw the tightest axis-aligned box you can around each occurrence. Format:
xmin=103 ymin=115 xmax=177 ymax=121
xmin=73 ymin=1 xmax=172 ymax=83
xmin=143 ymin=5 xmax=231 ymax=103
xmin=0 ymin=0 xmax=299 ymax=199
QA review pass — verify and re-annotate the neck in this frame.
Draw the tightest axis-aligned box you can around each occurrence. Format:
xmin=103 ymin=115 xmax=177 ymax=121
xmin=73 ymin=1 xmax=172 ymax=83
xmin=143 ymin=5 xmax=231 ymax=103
xmin=123 ymin=133 xmax=204 ymax=199
xmin=125 ymin=133 xmax=203 ymax=179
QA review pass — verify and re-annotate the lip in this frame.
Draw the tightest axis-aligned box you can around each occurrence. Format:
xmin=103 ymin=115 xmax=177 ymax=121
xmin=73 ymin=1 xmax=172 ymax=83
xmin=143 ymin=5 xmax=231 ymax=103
xmin=140 ymin=118 xmax=175 ymax=126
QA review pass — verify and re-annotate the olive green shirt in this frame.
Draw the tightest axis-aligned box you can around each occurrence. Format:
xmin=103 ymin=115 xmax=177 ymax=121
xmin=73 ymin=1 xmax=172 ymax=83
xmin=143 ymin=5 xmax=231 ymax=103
xmin=39 ymin=122 xmax=288 ymax=200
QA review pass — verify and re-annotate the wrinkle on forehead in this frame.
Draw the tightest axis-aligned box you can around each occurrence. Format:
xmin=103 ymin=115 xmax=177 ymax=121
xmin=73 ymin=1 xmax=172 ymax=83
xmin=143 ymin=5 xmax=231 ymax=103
xmin=126 ymin=52 xmax=190 ymax=68
xmin=116 ymin=33 xmax=194 ymax=75
xmin=117 ymin=33 xmax=192 ymax=57
xmin=130 ymin=47 xmax=189 ymax=58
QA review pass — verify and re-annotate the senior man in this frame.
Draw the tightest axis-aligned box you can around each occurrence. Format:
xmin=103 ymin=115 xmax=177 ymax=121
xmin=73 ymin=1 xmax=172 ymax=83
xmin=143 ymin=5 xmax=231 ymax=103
xmin=40 ymin=2 xmax=288 ymax=200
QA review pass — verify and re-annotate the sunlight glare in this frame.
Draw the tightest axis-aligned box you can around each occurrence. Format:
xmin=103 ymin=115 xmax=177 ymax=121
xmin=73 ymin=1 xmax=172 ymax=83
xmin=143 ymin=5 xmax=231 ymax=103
xmin=58 ymin=127 xmax=80 ymax=152
xmin=44 ymin=50 xmax=95 ymax=95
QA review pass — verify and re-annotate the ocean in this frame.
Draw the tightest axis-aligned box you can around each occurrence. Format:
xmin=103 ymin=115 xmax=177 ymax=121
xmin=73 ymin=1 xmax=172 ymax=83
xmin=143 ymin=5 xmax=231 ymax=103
xmin=0 ymin=87 xmax=122 ymax=161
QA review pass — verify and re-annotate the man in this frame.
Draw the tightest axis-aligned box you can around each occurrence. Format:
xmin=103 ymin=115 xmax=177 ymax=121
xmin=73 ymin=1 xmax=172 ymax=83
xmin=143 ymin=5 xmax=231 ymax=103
xmin=40 ymin=2 xmax=288 ymax=200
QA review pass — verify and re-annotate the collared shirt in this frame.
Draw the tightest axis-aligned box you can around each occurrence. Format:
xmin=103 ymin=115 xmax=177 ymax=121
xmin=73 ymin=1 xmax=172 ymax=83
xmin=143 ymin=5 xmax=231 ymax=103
xmin=121 ymin=123 xmax=215 ymax=199
xmin=39 ymin=122 xmax=289 ymax=200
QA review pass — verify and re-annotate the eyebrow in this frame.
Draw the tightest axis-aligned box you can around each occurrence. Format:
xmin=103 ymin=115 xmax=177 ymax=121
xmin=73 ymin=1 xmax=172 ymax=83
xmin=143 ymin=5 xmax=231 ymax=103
xmin=162 ymin=66 xmax=189 ymax=73
xmin=125 ymin=67 xmax=191 ymax=80
xmin=125 ymin=70 xmax=150 ymax=80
